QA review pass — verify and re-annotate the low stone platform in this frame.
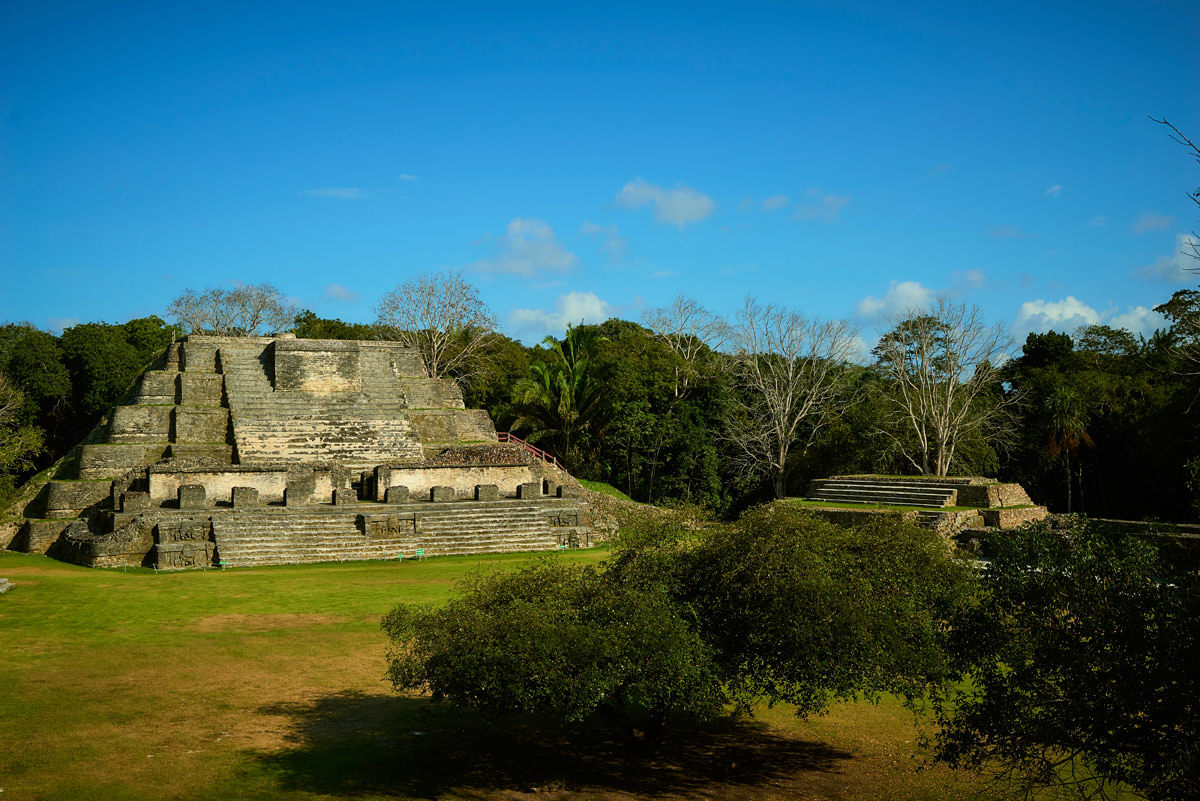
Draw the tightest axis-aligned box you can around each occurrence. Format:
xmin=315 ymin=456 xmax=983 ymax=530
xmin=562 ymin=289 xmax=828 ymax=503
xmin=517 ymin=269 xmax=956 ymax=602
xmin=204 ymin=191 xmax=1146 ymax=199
xmin=803 ymin=475 xmax=1047 ymax=534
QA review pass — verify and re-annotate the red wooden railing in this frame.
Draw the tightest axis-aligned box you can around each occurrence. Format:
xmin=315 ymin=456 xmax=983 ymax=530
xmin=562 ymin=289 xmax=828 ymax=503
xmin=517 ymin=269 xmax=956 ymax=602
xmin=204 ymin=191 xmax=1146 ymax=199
xmin=497 ymin=432 xmax=564 ymax=471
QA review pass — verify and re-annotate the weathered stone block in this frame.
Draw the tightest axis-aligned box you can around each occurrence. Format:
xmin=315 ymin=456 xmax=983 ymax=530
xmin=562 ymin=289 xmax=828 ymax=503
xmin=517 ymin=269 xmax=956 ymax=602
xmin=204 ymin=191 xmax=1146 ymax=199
xmin=178 ymin=485 xmax=206 ymax=509
xmin=231 ymin=486 xmax=260 ymax=508
xmin=334 ymin=488 xmax=358 ymax=506
xmin=556 ymin=485 xmax=579 ymax=498
xmin=179 ymin=373 xmax=223 ymax=406
xmin=430 ymin=486 xmax=455 ymax=502
xmin=17 ymin=520 xmax=69 ymax=554
xmin=121 ymin=491 xmax=151 ymax=512
xmin=474 ymin=484 xmax=499 ymax=501
xmin=517 ymin=482 xmax=543 ymax=499
xmin=373 ymin=466 xmax=392 ymax=501
xmin=286 ymin=472 xmax=316 ymax=505
xmin=385 ymin=485 xmax=409 ymax=504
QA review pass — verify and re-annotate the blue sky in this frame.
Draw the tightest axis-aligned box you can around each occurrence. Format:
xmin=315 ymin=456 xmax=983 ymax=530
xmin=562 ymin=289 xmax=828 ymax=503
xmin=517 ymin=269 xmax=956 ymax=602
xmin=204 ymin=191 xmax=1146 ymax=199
xmin=2 ymin=1 xmax=1197 ymax=351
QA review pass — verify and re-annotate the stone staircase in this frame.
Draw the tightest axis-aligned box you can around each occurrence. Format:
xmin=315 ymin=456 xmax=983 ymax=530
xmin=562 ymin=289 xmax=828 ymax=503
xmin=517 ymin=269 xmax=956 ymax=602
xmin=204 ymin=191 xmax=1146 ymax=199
xmin=219 ymin=341 xmax=428 ymax=468
xmin=807 ymin=477 xmax=958 ymax=508
xmin=208 ymin=501 xmax=563 ymax=568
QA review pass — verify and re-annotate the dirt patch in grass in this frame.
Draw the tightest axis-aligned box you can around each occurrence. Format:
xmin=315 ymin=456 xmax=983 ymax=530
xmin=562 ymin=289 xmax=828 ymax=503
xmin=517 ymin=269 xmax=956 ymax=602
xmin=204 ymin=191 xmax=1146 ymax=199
xmin=193 ymin=612 xmax=344 ymax=633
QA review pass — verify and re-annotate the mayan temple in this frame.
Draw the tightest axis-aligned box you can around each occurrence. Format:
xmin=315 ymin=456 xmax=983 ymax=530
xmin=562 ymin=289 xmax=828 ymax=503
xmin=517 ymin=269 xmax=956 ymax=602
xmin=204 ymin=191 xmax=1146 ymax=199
xmin=15 ymin=334 xmax=598 ymax=569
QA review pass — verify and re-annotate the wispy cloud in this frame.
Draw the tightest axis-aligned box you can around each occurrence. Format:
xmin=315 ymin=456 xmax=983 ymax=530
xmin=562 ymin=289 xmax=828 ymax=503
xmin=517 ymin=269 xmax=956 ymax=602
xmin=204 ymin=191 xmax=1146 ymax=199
xmin=614 ymin=179 xmax=715 ymax=229
xmin=298 ymin=188 xmax=369 ymax=199
xmin=1134 ymin=211 xmax=1175 ymax=233
xmin=652 ymin=270 xmax=677 ymax=278
xmin=323 ymin=283 xmax=359 ymax=303
xmin=929 ymin=164 xmax=952 ymax=176
xmin=398 ymin=174 xmax=419 ymax=181
xmin=760 ymin=194 xmax=789 ymax=211
xmin=473 ymin=218 xmax=578 ymax=278
xmin=580 ymin=221 xmax=627 ymax=261
xmin=989 ymin=225 xmax=1029 ymax=238
xmin=1138 ymin=233 xmax=1199 ymax=283
xmin=855 ymin=280 xmax=935 ymax=321
xmin=1087 ymin=216 xmax=1109 ymax=227
xmin=47 ymin=316 xmax=81 ymax=333
xmin=794 ymin=189 xmax=850 ymax=222
xmin=1044 ymin=185 xmax=1062 ymax=197
xmin=509 ymin=291 xmax=616 ymax=340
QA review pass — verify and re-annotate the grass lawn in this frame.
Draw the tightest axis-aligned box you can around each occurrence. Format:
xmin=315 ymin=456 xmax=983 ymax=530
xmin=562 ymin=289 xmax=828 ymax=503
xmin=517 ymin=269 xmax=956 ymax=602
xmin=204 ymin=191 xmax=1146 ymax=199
xmin=0 ymin=547 xmax=1037 ymax=801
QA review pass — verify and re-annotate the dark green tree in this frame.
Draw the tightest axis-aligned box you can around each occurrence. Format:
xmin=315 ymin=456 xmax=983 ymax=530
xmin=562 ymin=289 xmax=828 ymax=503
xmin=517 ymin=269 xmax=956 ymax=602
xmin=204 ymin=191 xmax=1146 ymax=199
xmin=509 ymin=323 xmax=610 ymax=469
xmin=934 ymin=518 xmax=1200 ymax=801
xmin=382 ymin=558 xmax=724 ymax=750
xmin=292 ymin=310 xmax=376 ymax=340
xmin=384 ymin=505 xmax=972 ymax=750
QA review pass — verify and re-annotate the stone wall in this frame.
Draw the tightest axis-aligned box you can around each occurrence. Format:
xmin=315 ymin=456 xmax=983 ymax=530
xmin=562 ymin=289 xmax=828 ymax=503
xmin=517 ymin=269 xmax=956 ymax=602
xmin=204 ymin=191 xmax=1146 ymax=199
xmin=381 ymin=464 xmax=540 ymax=499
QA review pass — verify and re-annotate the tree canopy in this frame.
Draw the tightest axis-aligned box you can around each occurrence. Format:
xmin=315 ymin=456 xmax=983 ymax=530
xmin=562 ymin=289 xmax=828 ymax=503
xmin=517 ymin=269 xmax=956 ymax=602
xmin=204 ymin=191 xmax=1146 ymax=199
xmin=383 ymin=507 xmax=972 ymax=749
xmin=934 ymin=517 xmax=1200 ymax=801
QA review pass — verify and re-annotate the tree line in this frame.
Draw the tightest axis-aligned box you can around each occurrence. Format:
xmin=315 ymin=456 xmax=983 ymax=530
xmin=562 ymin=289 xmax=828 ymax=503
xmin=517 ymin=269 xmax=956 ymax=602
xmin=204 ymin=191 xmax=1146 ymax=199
xmin=4 ymin=272 xmax=1200 ymax=521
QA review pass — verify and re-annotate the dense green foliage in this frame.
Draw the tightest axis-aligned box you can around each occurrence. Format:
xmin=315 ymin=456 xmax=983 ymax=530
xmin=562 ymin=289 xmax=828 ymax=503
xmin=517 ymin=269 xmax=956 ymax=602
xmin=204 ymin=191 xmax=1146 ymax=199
xmin=0 ymin=317 xmax=172 ymax=500
xmin=383 ymin=508 xmax=973 ymax=748
xmin=934 ymin=518 xmax=1200 ymax=800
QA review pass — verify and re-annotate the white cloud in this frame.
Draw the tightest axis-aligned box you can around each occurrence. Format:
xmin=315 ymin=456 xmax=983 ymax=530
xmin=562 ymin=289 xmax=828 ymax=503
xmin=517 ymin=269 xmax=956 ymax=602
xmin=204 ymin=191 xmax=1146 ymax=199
xmin=398 ymin=174 xmax=419 ymax=181
xmin=989 ymin=225 xmax=1027 ymax=238
xmin=580 ymin=221 xmax=627 ymax=261
xmin=1013 ymin=296 xmax=1100 ymax=338
xmin=1134 ymin=211 xmax=1176 ymax=233
xmin=1043 ymin=185 xmax=1062 ymax=197
xmin=737 ymin=196 xmax=754 ymax=213
xmin=794 ymin=190 xmax=850 ymax=222
xmin=614 ymin=179 xmax=715 ymax=228
xmin=1013 ymin=296 xmax=1168 ymax=340
xmin=930 ymin=164 xmax=952 ymax=175
xmin=473 ymin=218 xmax=578 ymax=278
xmin=652 ymin=270 xmax=677 ymax=278
xmin=760 ymin=194 xmax=789 ymax=211
xmin=1087 ymin=216 xmax=1109 ymax=227
xmin=323 ymin=283 xmax=359 ymax=303
xmin=509 ymin=291 xmax=616 ymax=339
xmin=298 ymin=188 xmax=368 ymax=199
xmin=1108 ymin=306 xmax=1168 ymax=338
xmin=855 ymin=280 xmax=935 ymax=321
xmin=1138 ymin=233 xmax=1199 ymax=283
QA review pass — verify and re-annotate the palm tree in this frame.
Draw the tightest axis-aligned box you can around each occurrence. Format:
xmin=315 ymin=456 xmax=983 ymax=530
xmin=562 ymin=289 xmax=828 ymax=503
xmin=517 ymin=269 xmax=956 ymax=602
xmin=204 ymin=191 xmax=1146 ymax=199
xmin=1044 ymin=386 xmax=1093 ymax=513
xmin=510 ymin=323 xmax=609 ymax=469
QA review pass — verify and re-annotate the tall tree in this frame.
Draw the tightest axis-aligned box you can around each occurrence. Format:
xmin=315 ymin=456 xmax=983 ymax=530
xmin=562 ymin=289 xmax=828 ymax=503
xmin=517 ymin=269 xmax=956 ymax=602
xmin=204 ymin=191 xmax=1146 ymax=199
xmin=167 ymin=283 xmax=297 ymax=336
xmin=509 ymin=323 xmax=609 ymax=469
xmin=374 ymin=270 xmax=497 ymax=382
xmin=725 ymin=297 xmax=859 ymax=498
xmin=1043 ymin=385 xmax=1093 ymax=513
xmin=642 ymin=294 xmax=729 ymax=399
xmin=872 ymin=298 xmax=1014 ymax=476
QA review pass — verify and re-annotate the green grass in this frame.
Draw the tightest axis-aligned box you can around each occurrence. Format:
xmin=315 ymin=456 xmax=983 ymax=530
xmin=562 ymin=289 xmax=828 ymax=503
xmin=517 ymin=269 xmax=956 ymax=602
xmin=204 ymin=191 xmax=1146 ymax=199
xmin=576 ymin=479 xmax=636 ymax=502
xmin=0 ymin=547 xmax=1064 ymax=801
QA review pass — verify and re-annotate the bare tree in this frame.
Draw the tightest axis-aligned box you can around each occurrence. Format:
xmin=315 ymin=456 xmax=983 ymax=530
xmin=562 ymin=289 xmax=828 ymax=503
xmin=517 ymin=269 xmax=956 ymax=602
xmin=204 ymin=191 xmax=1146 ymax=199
xmin=374 ymin=270 xmax=498 ymax=381
xmin=872 ymin=298 xmax=1015 ymax=476
xmin=167 ymin=283 xmax=297 ymax=336
xmin=726 ymin=297 xmax=859 ymax=498
xmin=642 ymin=294 xmax=730 ymax=399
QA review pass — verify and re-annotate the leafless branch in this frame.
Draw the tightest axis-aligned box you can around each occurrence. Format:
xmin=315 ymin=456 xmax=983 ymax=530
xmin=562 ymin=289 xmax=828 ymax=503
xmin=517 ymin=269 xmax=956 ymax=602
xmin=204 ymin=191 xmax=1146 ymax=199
xmin=724 ymin=297 xmax=859 ymax=497
xmin=166 ymin=283 xmax=297 ymax=336
xmin=374 ymin=270 xmax=498 ymax=382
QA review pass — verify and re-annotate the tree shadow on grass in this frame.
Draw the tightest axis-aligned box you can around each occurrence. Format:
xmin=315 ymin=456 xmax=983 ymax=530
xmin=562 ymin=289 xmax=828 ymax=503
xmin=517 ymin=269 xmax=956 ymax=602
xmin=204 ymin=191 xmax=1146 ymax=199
xmin=253 ymin=691 xmax=853 ymax=799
